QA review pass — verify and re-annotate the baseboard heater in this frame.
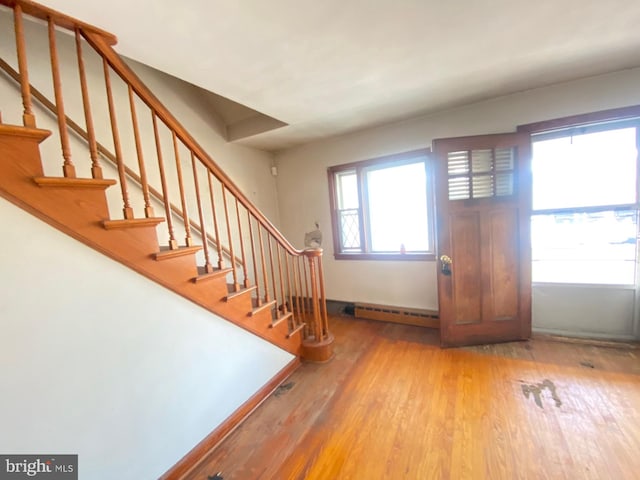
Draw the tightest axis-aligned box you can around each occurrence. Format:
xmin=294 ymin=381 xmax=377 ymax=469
xmin=354 ymin=302 xmax=439 ymax=329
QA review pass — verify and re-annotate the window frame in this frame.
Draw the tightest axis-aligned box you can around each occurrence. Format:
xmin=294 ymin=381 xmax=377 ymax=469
xmin=519 ymin=107 xmax=640 ymax=286
xmin=327 ymin=149 xmax=435 ymax=261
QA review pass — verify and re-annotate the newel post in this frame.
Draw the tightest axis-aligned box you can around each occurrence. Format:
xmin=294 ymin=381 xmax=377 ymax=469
xmin=301 ymin=248 xmax=334 ymax=362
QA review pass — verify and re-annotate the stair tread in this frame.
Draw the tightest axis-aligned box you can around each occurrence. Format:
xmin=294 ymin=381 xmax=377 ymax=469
xmin=192 ymin=266 xmax=233 ymax=283
xmin=102 ymin=217 xmax=165 ymax=230
xmin=34 ymin=176 xmax=116 ymax=189
xmin=153 ymin=245 xmax=202 ymax=261
xmin=271 ymin=311 xmax=293 ymax=329
xmin=287 ymin=322 xmax=306 ymax=339
xmin=249 ymin=299 xmax=277 ymax=317
xmin=0 ymin=124 xmax=50 ymax=140
xmin=225 ymin=284 xmax=257 ymax=301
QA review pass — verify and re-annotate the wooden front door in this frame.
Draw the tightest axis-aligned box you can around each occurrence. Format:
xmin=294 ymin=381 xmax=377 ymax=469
xmin=433 ymin=133 xmax=532 ymax=347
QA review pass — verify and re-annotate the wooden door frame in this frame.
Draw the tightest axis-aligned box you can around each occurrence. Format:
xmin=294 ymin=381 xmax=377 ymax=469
xmin=517 ymin=105 xmax=640 ymax=134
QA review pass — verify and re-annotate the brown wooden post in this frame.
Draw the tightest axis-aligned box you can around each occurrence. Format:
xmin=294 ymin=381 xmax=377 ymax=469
xmin=235 ymin=198 xmax=249 ymax=288
xmin=306 ymin=252 xmax=322 ymax=341
xmin=104 ymin=59 xmax=133 ymax=218
xmin=75 ymin=29 xmax=102 ymax=179
xmin=206 ymin=171 xmax=224 ymax=269
xmin=302 ymin=255 xmax=310 ymax=324
xmin=152 ymin=112 xmax=178 ymax=249
xmin=48 ymin=17 xmax=75 ymax=177
xmin=277 ymin=244 xmax=287 ymax=314
xmin=191 ymin=153 xmax=213 ymax=273
xmin=128 ymin=85 xmax=154 ymax=216
xmin=316 ymin=251 xmax=329 ymax=335
xmin=258 ymin=225 xmax=270 ymax=302
xmin=172 ymin=132 xmax=192 ymax=246
xmin=13 ymin=4 xmax=36 ymax=127
xmin=301 ymin=248 xmax=334 ymax=362
xmin=247 ymin=213 xmax=262 ymax=306
xmin=293 ymin=254 xmax=303 ymax=323
xmin=267 ymin=235 xmax=278 ymax=307
xmin=285 ymin=252 xmax=294 ymax=320
xmin=222 ymin=185 xmax=238 ymax=291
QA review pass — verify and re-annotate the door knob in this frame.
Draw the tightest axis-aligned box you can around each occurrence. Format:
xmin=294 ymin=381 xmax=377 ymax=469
xmin=440 ymin=255 xmax=452 ymax=276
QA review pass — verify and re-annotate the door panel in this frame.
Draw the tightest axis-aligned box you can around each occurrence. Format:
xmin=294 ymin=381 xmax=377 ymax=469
xmin=486 ymin=208 xmax=519 ymax=321
xmin=450 ymin=213 xmax=482 ymax=325
xmin=434 ymin=133 xmax=532 ymax=347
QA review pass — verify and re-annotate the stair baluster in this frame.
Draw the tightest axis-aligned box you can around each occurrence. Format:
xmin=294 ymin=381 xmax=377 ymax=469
xmin=12 ymin=4 xmax=35 ymax=128
xmin=257 ymin=224 xmax=270 ymax=303
xmin=206 ymin=170 xmax=224 ymax=269
xmin=276 ymin=244 xmax=287 ymax=315
xmin=234 ymin=198 xmax=250 ymax=288
xmin=47 ymin=17 xmax=75 ymax=178
xmin=191 ymin=153 xmax=214 ymax=273
xmin=294 ymin=253 xmax=306 ymax=321
xmin=74 ymin=29 xmax=102 ymax=179
xmin=152 ymin=112 xmax=178 ymax=249
xmin=247 ymin=213 xmax=262 ymax=307
xmin=171 ymin=131 xmax=192 ymax=246
xmin=221 ymin=184 xmax=238 ymax=291
xmin=303 ymin=256 xmax=312 ymax=334
xmin=285 ymin=252 xmax=294 ymax=322
xmin=290 ymin=254 xmax=301 ymax=322
xmin=104 ymin=59 xmax=133 ymax=218
xmin=128 ymin=84 xmax=154 ymax=217
xmin=267 ymin=235 xmax=278 ymax=312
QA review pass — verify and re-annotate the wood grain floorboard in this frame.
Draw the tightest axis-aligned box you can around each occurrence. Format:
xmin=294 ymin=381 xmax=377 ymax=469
xmin=184 ymin=316 xmax=640 ymax=480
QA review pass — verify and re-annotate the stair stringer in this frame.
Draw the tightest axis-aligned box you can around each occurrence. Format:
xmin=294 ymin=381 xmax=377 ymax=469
xmin=0 ymin=123 xmax=302 ymax=356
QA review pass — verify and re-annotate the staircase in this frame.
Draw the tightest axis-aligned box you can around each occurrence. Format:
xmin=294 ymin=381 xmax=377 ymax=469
xmin=0 ymin=0 xmax=334 ymax=361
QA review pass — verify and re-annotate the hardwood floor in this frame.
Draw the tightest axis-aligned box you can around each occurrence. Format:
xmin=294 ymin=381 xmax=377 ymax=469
xmin=184 ymin=316 xmax=640 ymax=480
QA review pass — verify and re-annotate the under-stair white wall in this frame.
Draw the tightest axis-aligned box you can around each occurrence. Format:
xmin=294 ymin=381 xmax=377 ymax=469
xmin=0 ymin=197 xmax=294 ymax=480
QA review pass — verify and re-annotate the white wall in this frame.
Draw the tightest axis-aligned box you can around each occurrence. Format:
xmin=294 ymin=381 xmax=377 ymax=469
xmin=0 ymin=197 xmax=293 ymax=480
xmin=125 ymin=58 xmax=281 ymax=226
xmin=533 ymin=284 xmax=637 ymax=340
xmin=275 ymin=67 xmax=640 ymax=339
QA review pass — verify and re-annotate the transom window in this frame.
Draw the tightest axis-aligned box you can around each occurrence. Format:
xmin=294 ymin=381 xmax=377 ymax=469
xmin=447 ymin=147 xmax=516 ymax=200
xmin=328 ymin=150 xmax=435 ymax=260
xmin=531 ymin=119 xmax=639 ymax=285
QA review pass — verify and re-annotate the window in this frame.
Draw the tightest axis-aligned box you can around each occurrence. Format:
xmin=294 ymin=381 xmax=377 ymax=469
xmin=531 ymin=119 xmax=639 ymax=284
xmin=328 ymin=149 xmax=435 ymax=260
xmin=446 ymin=147 xmax=516 ymax=200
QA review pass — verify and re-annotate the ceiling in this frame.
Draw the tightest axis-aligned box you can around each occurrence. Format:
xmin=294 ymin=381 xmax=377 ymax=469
xmin=39 ymin=0 xmax=640 ymax=152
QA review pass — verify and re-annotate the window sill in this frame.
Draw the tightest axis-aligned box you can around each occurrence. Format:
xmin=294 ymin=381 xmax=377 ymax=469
xmin=334 ymin=252 xmax=435 ymax=261
xmin=532 ymin=281 xmax=635 ymax=289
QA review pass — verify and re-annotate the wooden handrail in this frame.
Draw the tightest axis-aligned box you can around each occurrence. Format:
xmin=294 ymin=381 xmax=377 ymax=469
xmin=0 ymin=55 xmax=243 ymax=266
xmin=80 ymin=31 xmax=304 ymax=257
xmin=0 ymin=0 xmax=117 ymax=46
